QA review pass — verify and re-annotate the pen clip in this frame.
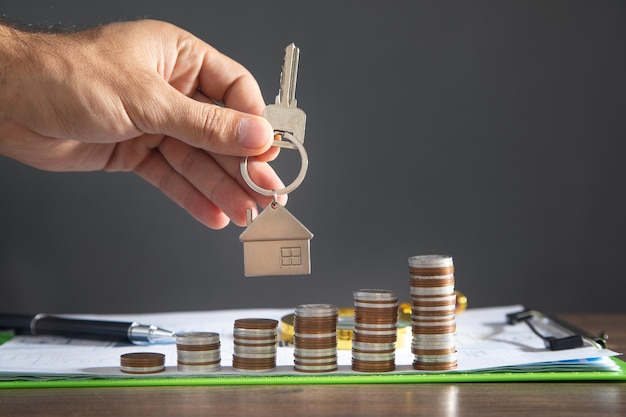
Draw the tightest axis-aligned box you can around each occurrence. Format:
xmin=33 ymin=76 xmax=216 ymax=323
xmin=506 ymin=308 xmax=607 ymax=351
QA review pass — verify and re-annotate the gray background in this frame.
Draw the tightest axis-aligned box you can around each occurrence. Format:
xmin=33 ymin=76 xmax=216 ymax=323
xmin=1 ymin=1 xmax=624 ymax=314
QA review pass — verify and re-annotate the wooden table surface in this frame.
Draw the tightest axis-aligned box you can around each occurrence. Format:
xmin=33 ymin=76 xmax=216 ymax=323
xmin=0 ymin=313 xmax=624 ymax=417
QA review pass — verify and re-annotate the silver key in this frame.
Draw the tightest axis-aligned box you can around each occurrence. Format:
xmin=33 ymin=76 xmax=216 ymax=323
xmin=239 ymin=44 xmax=313 ymax=277
xmin=263 ymin=43 xmax=307 ymax=148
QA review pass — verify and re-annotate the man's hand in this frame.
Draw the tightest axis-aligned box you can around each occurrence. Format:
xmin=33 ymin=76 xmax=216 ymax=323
xmin=0 ymin=19 xmax=285 ymax=229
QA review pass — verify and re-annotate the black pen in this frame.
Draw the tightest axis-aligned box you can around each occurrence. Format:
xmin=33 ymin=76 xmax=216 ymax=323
xmin=0 ymin=313 xmax=175 ymax=344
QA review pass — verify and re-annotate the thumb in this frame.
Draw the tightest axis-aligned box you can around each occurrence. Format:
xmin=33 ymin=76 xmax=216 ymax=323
xmin=146 ymin=88 xmax=274 ymax=156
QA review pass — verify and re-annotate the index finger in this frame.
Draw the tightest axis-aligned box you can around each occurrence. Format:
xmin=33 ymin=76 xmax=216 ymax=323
xmin=195 ymin=44 xmax=266 ymax=116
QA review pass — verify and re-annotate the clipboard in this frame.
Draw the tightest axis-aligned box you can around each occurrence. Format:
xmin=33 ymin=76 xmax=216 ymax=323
xmin=0 ymin=306 xmax=624 ymax=388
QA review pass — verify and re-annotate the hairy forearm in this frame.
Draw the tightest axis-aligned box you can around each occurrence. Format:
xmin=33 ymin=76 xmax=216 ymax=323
xmin=0 ymin=21 xmax=19 ymax=122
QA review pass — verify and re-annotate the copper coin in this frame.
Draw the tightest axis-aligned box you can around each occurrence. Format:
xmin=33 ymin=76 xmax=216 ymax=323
xmin=353 ymin=334 xmax=397 ymax=344
xmin=412 ymin=361 xmax=458 ymax=371
xmin=234 ymin=318 xmax=279 ymax=330
xmin=352 ymin=359 xmax=395 ymax=373
xmin=120 ymin=352 xmax=165 ymax=374
xmin=412 ymin=325 xmax=457 ymax=334
xmin=293 ymin=356 xmax=337 ymax=363
xmin=176 ymin=342 xmax=220 ymax=351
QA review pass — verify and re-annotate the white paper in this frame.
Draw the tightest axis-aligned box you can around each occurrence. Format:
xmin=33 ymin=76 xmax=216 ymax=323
xmin=0 ymin=305 xmax=620 ymax=380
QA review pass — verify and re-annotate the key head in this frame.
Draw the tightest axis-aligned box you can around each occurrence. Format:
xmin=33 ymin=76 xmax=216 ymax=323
xmin=263 ymin=104 xmax=306 ymax=143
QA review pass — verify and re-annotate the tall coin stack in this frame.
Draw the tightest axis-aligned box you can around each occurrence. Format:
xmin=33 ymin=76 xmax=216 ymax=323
xmin=293 ymin=304 xmax=338 ymax=373
xmin=176 ymin=332 xmax=221 ymax=373
xmin=408 ymin=255 xmax=458 ymax=371
xmin=351 ymin=289 xmax=398 ymax=373
xmin=232 ymin=318 xmax=278 ymax=372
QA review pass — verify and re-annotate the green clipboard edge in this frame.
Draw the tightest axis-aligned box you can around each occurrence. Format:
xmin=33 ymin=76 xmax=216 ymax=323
xmin=1 ymin=357 xmax=625 ymax=389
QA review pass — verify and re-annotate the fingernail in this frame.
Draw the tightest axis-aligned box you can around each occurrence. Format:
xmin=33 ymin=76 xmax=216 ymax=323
xmin=238 ymin=118 xmax=272 ymax=150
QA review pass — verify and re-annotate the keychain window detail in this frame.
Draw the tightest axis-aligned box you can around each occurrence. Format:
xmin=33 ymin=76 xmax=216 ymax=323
xmin=281 ymin=248 xmax=302 ymax=266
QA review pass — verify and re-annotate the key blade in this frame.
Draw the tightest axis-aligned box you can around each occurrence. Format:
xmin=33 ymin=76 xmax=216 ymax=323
xmin=277 ymin=43 xmax=300 ymax=107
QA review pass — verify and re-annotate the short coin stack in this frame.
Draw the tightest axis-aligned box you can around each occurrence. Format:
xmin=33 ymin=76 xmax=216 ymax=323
xmin=351 ymin=289 xmax=398 ymax=372
xmin=232 ymin=318 xmax=278 ymax=372
xmin=409 ymin=255 xmax=458 ymax=371
xmin=120 ymin=352 xmax=165 ymax=374
xmin=176 ymin=332 xmax=221 ymax=373
xmin=293 ymin=304 xmax=338 ymax=373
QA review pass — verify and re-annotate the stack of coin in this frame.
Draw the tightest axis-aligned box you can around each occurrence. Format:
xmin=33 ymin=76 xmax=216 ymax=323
xmin=293 ymin=304 xmax=338 ymax=373
xmin=176 ymin=332 xmax=221 ymax=373
xmin=120 ymin=352 xmax=165 ymax=374
xmin=232 ymin=318 xmax=278 ymax=372
xmin=351 ymin=289 xmax=398 ymax=372
xmin=409 ymin=255 xmax=458 ymax=371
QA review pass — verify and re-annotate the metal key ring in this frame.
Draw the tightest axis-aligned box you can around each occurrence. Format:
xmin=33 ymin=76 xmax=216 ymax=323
xmin=240 ymin=132 xmax=309 ymax=196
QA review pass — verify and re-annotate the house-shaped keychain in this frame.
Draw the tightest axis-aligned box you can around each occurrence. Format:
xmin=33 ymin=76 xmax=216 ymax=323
xmin=239 ymin=202 xmax=313 ymax=277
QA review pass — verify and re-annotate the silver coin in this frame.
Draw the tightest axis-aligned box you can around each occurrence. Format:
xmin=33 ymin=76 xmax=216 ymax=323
xmin=412 ymin=339 xmax=456 ymax=347
xmin=411 ymin=342 xmax=456 ymax=350
xmin=412 ymin=332 xmax=456 ymax=341
xmin=294 ymin=363 xmax=338 ymax=372
xmin=294 ymin=347 xmax=337 ymax=357
xmin=294 ymin=331 xmax=337 ymax=339
xmin=233 ymin=328 xmax=276 ymax=337
xmin=232 ymin=351 xmax=277 ymax=359
xmin=353 ymin=301 xmax=399 ymax=309
xmin=120 ymin=364 xmax=164 ymax=374
xmin=234 ymin=338 xmax=277 ymax=345
xmin=177 ymin=351 xmax=221 ymax=363
xmin=410 ymin=273 xmax=455 ymax=280
xmin=177 ymin=363 xmax=221 ymax=373
xmin=351 ymin=341 xmax=396 ymax=351
xmin=410 ymin=286 xmax=455 ymax=296
xmin=295 ymin=304 xmax=338 ymax=318
xmin=352 ymin=351 xmax=395 ymax=361
xmin=411 ymin=314 xmax=456 ymax=322
xmin=233 ymin=345 xmax=276 ymax=356
xmin=413 ymin=333 xmax=456 ymax=342
xmin=175 ymin=332 xmax=220 ymax=345
xmin=353 ymin=322 xmax=398 ymax=330
xmin=408 ymin=255 xmax=453 ymax=268
xmin=353 ymin=289 xmax=398 ymax=302
xmin=412 ymin=294 xmax=456 ymax=303
xmin=414 ymin=352 xmax=458 ymax=363
xmin=353 ymin=328 xmax=397 ymax=336
xmin=412 ymin=305 xmax=456 ymax=313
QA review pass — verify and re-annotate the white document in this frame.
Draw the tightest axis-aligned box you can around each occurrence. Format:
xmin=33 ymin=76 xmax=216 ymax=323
xmin=0 ymin=305 xmax=620 ymax=380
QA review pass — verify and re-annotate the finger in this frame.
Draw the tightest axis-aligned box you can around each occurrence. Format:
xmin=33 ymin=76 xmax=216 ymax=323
xmin=254 ymin=135 xmax=281 ymax=163
xmin=211 ymin=153 xmax=288 ymax=207
xmin=157 ymin=137 xmax=264 ymax=227
xmin=133 ymin=147 xmax=231 ymax=229
xmin=194 ymin=44 xmax=267 ymax=115
xmin=137 ymin=82 xmax=273 ymax=158
xmin=188 ymin=91 xmax=285 ymax=202
xmin=191 ymin=90 xmax=281 ymax=163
